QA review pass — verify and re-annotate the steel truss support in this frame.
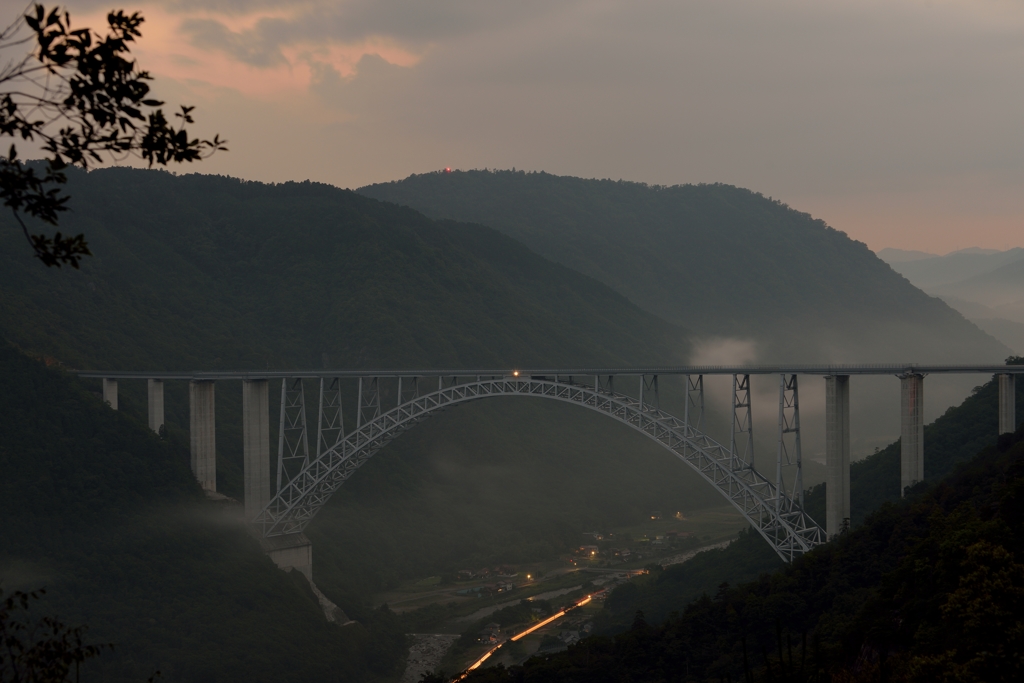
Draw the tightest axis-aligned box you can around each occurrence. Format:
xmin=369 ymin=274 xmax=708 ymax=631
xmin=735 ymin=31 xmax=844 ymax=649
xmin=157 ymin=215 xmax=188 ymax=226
xmin=776 ymin=374 xmax=803 ymax=512
xmin=317 ymin=378 xmax=344 ymax=459
xmin=277 ymin=378 xmax=310 ymax=493
xmin=594 ymin=375 xmax=615 ymax=395
xmin=639 ymin=374 xmax=659 ymax=411
xmin=685 ymin=375 xmax=705 ymax=433
xmin=731 ymin=374 xmax=754 ymax=470
xmin=398 ymin=376 xmax=421 ymax=406
xmin=357 ymin=377 xmax=381 ymax=429
xmin=253 ymin=376 xmax=825 ymax=562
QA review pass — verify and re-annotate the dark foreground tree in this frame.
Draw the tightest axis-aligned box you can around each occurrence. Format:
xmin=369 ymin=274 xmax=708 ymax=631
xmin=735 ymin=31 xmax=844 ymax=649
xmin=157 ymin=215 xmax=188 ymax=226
xmin=0 ymin=3 xmax=226 ymax=268
xmin=0 ymin=588 xmax=109 ymax=682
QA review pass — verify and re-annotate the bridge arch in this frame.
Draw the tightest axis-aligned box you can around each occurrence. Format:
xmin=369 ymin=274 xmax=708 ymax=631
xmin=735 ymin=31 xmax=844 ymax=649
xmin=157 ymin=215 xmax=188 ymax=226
xmin=254 ymin=376 xmax=825 ymax=561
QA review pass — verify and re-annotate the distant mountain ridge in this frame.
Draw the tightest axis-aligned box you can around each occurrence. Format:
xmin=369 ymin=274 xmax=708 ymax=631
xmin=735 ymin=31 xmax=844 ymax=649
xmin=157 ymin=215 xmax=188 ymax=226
xmin=877 ymin=246 xmax=1010 ymax=264
xmin=881 ymin=246 xmax=1024 ymax=290
xmin=359 ymin=170 xmax=1007 ymax=363
xmin=879 ymin=246 xmax=1024 ymax=351
xmin=876 ymin=247 xmax=938 ymax=263
xmin=932 ymin=257 xmax=1024 ymax=309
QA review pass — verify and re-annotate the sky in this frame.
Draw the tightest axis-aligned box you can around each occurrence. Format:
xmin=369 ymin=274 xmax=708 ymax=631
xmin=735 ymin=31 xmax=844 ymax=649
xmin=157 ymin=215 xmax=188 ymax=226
xmin=17 ymin=0 xmax=1024 ymax=253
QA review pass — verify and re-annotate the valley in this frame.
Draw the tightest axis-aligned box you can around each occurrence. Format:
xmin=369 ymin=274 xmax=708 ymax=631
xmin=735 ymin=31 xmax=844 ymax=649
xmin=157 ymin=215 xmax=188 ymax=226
xmin=372 ymin=504 xmax=746 ymax=618
xmin=3 ymin=1 xmax=1024 ymax=680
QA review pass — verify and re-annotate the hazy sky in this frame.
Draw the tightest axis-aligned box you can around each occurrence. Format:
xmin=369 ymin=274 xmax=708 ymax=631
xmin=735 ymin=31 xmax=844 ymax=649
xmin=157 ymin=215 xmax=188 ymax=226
xmin=34 ymin=1 xmax=1024 ymax=252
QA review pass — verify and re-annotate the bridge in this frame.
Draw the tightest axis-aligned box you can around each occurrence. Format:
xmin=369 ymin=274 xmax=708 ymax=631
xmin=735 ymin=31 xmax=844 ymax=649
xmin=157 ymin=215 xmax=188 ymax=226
xmin=81 ymin=364 xmax=1022 ymax=576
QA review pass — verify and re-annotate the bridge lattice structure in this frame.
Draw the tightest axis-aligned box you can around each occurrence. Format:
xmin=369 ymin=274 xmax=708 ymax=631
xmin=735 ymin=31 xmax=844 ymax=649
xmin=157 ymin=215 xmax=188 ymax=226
xmin=255 ymin=371 xmax=823 ymax=562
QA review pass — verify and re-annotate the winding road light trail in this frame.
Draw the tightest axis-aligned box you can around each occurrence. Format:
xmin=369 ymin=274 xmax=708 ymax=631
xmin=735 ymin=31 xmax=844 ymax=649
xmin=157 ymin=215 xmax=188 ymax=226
xmin=510 ymin=595 xmax=592 ymax=641
xmin=455 ymin=592 xmax=600 ymax=680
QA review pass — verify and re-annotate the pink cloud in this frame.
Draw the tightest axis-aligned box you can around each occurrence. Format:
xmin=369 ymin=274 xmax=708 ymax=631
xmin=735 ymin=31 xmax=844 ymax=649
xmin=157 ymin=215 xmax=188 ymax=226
xmin=67 ymin=3 xmax=422 ymax=99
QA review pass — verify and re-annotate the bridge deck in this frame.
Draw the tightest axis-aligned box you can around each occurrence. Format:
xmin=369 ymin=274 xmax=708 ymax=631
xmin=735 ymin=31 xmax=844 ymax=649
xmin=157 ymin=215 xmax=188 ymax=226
xmin=79 ymin=364 xmax=1024 ymax=381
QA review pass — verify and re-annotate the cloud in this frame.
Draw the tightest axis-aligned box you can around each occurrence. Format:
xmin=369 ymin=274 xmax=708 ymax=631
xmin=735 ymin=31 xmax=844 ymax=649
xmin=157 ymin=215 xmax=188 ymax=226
xmin=165 ymin=0 xmax=583 ymax=70
xmin=252 ymin=1 xmax=577 ymax=45
xmin=47 ymin=0 xmax=1024 ymax=253
xmin=118 ymin=1 xmax=576 ymax=94
xmin=180 ymin=16 xmax=288 ymax=67
xmin=57 ymin=0 xmax=284 ymax=13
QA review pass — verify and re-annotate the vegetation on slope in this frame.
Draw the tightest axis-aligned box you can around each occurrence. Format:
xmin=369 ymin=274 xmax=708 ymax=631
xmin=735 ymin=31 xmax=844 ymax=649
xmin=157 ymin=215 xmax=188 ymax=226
xmin=0 ymin=167 xmax=728 ymax=635
xmin=0 ymin=343 xmax=407 ymax=683
xmin=589 ymin=528 xmax=783 ymax=636
xmin=359 ymin=170 xmax=1007 ymax=362
xmin=461 ymin=421 xmax=1024 ymax=682
xmin=1 ymin=167 xmax=685 ymax=372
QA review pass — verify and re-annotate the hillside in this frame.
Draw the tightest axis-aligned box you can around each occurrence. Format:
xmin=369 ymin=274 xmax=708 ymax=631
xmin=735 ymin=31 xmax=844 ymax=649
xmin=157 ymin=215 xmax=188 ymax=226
xmin=358 ymin=170 xmax=1008 ymax=363
xmin=0 ymin=343 xmax=407 ymax=683
xmin=462 ymin=416 xmax=1024 ymax=682
xmin=1 ymin=168 xmax=685 ymax=372
xmin=0 ymin=167 xmax=735 ymax=625
xmin=587 ymin=363 xmax=1024 ymax=634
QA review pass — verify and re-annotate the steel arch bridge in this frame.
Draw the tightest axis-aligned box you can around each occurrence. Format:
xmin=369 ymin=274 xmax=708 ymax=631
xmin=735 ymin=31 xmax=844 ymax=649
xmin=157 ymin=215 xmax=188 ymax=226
xmin=252 ymin=374 xmax=825 ymax=562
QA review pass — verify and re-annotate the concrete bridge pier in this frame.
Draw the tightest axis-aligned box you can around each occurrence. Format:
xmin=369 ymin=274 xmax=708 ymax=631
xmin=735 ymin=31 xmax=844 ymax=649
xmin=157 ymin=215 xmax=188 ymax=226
xmin=189 ymin=380 xmax=217 ymax=491
xmin=243 ymin=379 xmax=271 ymax=520
xmin=999 ymin=374 xmax=1016 ymax=435
xmin=900 ymin=373 xmax=925 ymax=495
xmin=102 ymin=378 xmax=118 ymax=409
xmin=825 ymin=375 xmax=850 ymax=536
xmin=147 ymin=379 xmax=164 ymax=433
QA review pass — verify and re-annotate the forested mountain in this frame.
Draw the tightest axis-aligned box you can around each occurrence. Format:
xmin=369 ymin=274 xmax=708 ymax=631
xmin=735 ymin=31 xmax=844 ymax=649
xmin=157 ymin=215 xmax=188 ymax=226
xmin=1 ymin=168 xmax=684 ymax=371
xmin=0 ymin=343 xmax=408 ymax=683
xmin=359 ymin=170 xmax=1007 ymax=363
xmin=463 ymin=415 xmax=1024 ymax=682
xmin=0 ymin=167 xmax=732 ymax=673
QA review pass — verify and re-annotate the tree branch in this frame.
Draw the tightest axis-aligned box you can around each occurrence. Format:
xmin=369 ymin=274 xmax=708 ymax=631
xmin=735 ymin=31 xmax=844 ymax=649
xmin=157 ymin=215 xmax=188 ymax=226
xmin=1 ymin=3 xmax=226 ymax=268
